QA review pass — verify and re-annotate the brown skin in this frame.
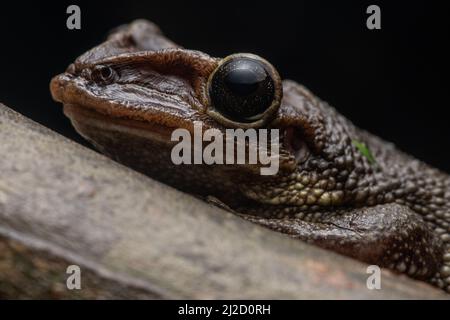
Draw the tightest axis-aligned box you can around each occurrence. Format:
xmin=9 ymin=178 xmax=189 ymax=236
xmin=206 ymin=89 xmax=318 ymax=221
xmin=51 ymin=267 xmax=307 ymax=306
xmin=51 ymin=20 xmax=450 ymax=292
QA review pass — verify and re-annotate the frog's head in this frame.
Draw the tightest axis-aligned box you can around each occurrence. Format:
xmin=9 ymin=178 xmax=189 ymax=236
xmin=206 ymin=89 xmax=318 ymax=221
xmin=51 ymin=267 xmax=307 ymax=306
xmin=51 ymin=21 xmax=376 ymax=214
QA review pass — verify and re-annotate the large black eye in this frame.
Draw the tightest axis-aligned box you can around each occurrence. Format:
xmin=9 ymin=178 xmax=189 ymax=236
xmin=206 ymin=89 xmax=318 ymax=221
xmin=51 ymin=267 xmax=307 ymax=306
xmin=207 ymin=53 xmax=282 ymax=127
xmin=91 ymin=65 xmax=117 ymax=84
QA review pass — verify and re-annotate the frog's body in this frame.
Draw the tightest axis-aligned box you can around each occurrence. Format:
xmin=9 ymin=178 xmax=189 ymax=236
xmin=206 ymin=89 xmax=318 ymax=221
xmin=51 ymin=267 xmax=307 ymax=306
xmin=51 ymin=20 xmax=450 ymax=292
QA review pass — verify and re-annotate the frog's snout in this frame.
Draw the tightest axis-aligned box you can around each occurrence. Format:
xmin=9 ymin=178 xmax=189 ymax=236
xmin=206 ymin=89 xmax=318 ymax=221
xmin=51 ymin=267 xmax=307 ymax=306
xmin=50 ymin=74 xmax=71 ymax=104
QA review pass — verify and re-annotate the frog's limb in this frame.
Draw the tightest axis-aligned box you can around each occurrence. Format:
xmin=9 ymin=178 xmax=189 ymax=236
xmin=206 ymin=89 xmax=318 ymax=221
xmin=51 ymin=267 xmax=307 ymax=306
xmin=241 ymin=203 xmax=448 ymax=289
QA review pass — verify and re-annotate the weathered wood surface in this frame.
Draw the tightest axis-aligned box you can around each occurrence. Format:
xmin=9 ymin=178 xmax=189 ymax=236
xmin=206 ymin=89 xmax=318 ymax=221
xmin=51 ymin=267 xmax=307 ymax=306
xmin=0 ymin=103 xmax=447 ymax=299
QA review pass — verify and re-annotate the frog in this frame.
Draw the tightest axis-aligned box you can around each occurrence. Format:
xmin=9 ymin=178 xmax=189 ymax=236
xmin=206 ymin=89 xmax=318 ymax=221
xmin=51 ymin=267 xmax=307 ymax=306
xmin=50 ymin=20 xmax=450 ymax=292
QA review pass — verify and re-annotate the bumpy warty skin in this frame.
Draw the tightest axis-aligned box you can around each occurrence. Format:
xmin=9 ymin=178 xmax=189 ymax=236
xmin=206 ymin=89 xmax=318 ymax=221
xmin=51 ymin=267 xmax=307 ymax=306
xmin=238 ymin=81 xmax=450 ymax=291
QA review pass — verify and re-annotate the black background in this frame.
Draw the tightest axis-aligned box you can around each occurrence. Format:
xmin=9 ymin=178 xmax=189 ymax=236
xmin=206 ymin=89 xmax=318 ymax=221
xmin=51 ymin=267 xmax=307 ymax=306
xmin=0 ymin=1 xmax=449 ymax=171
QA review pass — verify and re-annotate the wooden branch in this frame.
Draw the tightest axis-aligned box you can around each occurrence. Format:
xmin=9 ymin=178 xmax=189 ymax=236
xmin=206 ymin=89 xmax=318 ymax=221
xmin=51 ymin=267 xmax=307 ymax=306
xmin=0 ymin=103 xmax=446 ymax=299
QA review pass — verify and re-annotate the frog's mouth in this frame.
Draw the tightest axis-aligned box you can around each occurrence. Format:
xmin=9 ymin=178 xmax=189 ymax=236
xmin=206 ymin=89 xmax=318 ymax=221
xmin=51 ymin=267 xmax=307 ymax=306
xmin=63 ymin=103 xmax=181 ymax=144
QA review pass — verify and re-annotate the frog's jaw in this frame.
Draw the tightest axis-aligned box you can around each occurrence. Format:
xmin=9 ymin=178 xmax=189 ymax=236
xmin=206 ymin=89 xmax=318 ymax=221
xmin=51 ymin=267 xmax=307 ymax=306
xmin=63 ymin=103 xmax=180 ymax=145
xmin=63 ymin=104 xmax=273 ymax=204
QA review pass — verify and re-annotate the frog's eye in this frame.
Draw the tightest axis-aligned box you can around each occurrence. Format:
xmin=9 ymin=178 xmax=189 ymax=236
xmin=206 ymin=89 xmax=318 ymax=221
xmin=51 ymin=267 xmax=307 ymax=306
xmin=91 ymin=65 xmax=117 ymax=84
xmin=206 ymin=53 xmax=282 ymax=128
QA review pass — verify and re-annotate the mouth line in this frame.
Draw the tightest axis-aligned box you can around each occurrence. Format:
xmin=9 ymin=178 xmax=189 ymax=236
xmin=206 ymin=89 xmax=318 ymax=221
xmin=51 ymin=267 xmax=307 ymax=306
xmin=63 ymin=103 xmax=180 ymax=143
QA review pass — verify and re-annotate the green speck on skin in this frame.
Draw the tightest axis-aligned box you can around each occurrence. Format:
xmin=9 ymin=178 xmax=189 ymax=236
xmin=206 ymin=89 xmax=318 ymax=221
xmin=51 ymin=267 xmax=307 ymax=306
xmin=352 ymin=140 xmax=376 ymax=165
